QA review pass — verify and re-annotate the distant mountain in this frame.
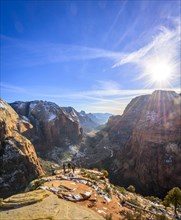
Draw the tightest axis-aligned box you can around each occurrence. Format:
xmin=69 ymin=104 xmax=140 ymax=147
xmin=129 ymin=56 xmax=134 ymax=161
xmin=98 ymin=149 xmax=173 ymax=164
xmin=62 ymin=108 xmax=112 ymax=132
xmin=0 ymin=99 xmax=44 ymax=198
xmin=88 ymin=113 xmax=113 ymax=125
xmin=79 ymin=90 xmax=181 ymax=197
xmin=62 ymin=108 xmax=99 ymax=132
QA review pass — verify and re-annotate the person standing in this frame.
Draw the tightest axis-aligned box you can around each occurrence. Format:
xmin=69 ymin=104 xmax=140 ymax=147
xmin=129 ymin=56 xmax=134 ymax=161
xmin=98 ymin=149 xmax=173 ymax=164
xmin=72 ymin=162 xmax=76 ymax=173
xmin=63 ymin=163 xmax=66 ymax=174
xmin=67 ymin=162 xmax=71 ymax=172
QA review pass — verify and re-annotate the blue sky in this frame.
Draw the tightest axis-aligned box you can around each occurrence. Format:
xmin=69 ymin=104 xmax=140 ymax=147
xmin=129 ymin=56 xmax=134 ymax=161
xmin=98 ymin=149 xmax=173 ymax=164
xmin=1 ymin=1 xmax=180 ymax=114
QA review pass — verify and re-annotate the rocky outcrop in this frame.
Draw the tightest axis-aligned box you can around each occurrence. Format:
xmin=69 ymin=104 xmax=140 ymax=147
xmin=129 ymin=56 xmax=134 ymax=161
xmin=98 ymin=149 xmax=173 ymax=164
xmin=80 ymin=90 xmax=181 ymax=197
xmin=0 ymin=99 xmax=44 ymax=198
xmin=0 ymin=190 xmax=104 ymax=220
xmin=10 ymin=101 xmax=83 ymax=153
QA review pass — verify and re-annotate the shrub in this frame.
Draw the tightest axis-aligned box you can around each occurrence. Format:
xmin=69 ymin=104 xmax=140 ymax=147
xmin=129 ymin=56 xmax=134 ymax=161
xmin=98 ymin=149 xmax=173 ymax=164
xmin=155 ymin=214 xmax=169 ymax=220
xmin=116 ymin=186 xmax=126 ymax=194
xmin=80 ymin=168 xmax=86 ymax=173
xmin=105 ymin=213 xmax=113 ymax=220
xmin=93 ymin=168 xmax=98 ymax=171
xmin=101 ymin=169 xmax=109 ymax=177
xmin=122 ymin=210 xmax=143 ymax=220
xmin=29 ymin=179 xmax=46 ymax=191
xmin=127 ymin=185 xmax=135 ymax=193
xmin=85 ymin=173 xmax=99 ymax=182
xmin=145 ymin=196 xmax=161 ymax=203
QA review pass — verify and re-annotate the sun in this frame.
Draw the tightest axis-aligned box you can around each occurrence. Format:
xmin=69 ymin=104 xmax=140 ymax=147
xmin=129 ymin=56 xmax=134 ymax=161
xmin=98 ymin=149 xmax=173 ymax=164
xmin=150 ymin=61 xmax=172 ymax=83
xmin=144 ymin=58 xmax=175 ymax=88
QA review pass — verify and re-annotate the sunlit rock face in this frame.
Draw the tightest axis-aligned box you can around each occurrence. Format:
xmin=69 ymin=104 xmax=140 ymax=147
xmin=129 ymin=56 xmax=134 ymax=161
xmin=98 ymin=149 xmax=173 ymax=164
xmin=114 ymin=90 xmax=181 ymax=196
xmin=80 ymin=90 xmax=181 ymax=197
xmin=10 ymin=101 xmax=83 ymax=154
xmin=0 ymin=99 xmax=44 ymax=198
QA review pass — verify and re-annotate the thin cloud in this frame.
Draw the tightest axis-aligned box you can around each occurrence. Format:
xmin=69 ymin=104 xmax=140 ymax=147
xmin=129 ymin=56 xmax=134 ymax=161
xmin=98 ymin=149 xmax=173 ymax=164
xmin=1 ymin=83 xmax=27 ymax=93
xmin=93 ymin=80 xmax=121 ymax=90
xmin=112 ymin=18 xmax=180 ymax=87
xmin=1 ymin=82 xmax=180 ymax=114
xmin=1 ymin=35 xmax=123 ymax=67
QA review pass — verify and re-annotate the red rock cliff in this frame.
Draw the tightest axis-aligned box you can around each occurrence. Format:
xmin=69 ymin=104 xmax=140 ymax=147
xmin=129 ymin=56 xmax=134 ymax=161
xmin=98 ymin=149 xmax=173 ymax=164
xmin=0 ymin=99 xmax=44 ymax=198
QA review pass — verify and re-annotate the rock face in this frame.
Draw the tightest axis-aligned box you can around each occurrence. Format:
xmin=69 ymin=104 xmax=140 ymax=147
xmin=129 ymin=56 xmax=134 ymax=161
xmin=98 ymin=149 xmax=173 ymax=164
xmin=0 ymin=99 xmax=44 ymax=198
xmin=10 ymin=101 xmax=83 ymax=154
xmin=80 ymin=90 xmax=181 ymax=197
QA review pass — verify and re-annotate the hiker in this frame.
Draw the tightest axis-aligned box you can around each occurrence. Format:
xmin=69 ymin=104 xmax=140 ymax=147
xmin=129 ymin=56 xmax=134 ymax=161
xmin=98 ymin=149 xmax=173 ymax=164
xmin=67 ymin=162 xmax=71 ymax=172
xmin=72 ymin=162 xmax=76 ymax=173
xmin=51 ymin=168 xmax=54 ymax=175
xmin=63 ymin=163 xmax=66 ymax=174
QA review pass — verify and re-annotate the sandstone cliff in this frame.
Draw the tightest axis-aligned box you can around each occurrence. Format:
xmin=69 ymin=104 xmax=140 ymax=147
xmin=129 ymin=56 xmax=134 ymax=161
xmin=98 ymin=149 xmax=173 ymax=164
xmin=0 ymin=99 xmax=44 ymax=198
xmin=10 ymin=101 xmax=83 ymax=155
xmin=117 ymin=90 xmax=181 ymax=196
xmin=79 ymin=90 xmax=181 ymax=197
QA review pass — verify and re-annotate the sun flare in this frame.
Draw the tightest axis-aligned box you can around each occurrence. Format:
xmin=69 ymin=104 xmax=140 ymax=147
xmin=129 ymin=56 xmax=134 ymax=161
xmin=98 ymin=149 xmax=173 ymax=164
xmin=150 ymin=62 xmax=172 ymax=83
xmin=144 ymin=58 xmax=175 ymax=87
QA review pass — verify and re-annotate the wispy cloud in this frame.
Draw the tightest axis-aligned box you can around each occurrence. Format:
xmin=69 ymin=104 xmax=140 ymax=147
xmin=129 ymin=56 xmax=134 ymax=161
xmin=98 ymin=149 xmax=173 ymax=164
xmin=1 ymin=35 xmax=122 ymax=67
xmin=112 ymin=18 xmax=180 ymax=87
xmin=1 ymin=82 xmax=27 ymax=93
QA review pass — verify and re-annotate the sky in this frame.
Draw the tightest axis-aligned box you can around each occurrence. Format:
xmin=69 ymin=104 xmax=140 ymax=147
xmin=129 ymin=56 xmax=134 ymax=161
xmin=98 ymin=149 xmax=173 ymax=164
xmin=0 ymin=0 xmax=180 ymax=114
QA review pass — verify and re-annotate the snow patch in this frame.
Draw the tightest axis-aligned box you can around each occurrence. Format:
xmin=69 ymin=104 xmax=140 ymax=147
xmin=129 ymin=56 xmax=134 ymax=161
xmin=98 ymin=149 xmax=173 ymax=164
xmin=48 ymin=113 xmax=57 ymax=122
xmin=19 ymin=103 xmax=25 ymax=109
xmin=30 ymin=103 xmax=37 ymax=110
xmin=21 ymin=115 xmax=30 ymax=122
xmin=69 ymin=145 xmax=79 ymax=154
xmin=0 ymin=102 xmax=7 ymax=109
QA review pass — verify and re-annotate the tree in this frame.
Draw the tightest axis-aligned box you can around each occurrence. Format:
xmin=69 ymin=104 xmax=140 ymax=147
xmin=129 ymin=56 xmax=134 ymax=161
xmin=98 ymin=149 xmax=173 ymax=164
xmin=163 ymin=187 xmax=181 ymax=216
